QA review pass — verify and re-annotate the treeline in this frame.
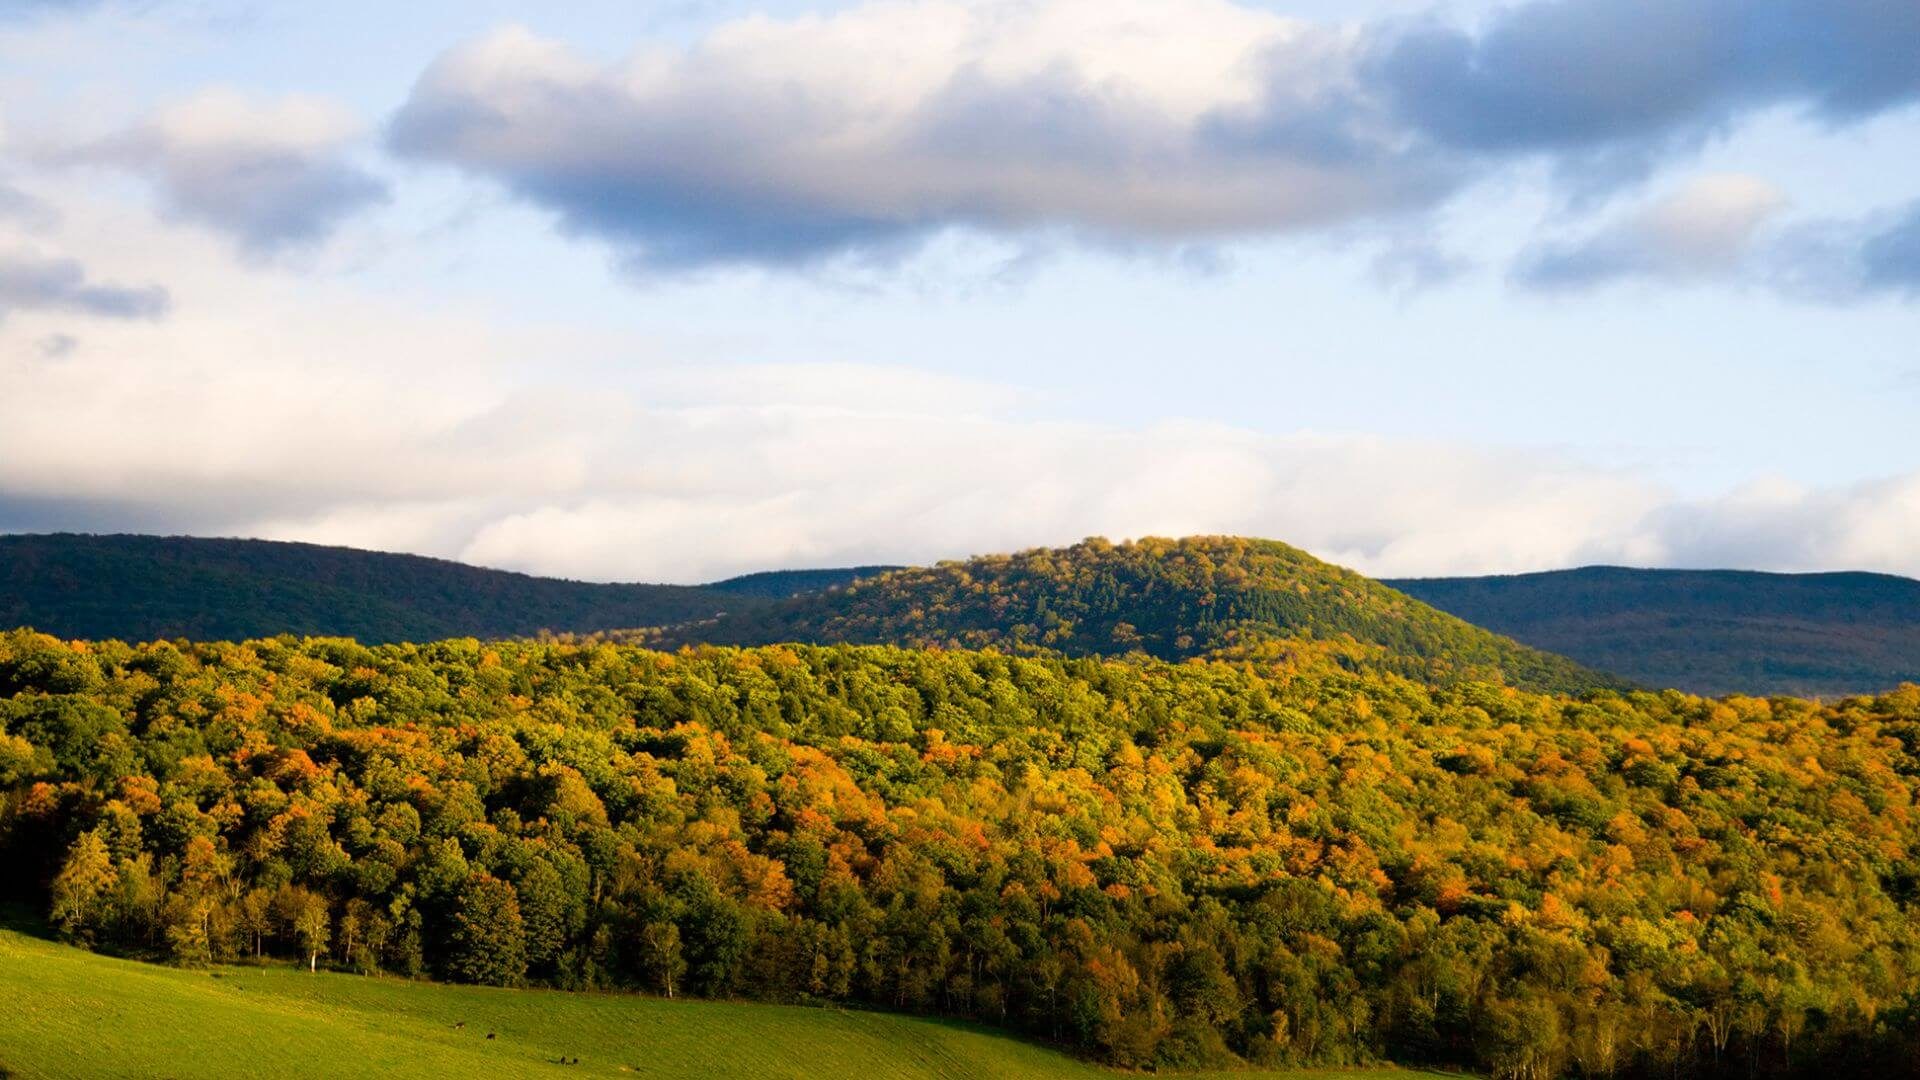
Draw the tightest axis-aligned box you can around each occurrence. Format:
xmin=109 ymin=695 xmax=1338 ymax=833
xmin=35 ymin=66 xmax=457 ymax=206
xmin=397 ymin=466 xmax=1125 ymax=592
xmin=2 ymin=629 xmax=1917 ymax=1077
xmin=675 ymin=536 xmax=1624 ymax=696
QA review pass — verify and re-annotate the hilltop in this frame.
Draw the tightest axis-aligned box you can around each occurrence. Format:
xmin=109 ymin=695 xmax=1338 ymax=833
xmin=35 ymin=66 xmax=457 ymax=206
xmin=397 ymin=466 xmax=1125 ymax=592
xmin=1389 ymin=566 xmax=1920 ymax=697
xmin=677 ymin=536 xmax=1622 ymax=695
xmin=0 ymin=533 xmax=1613 ymax=694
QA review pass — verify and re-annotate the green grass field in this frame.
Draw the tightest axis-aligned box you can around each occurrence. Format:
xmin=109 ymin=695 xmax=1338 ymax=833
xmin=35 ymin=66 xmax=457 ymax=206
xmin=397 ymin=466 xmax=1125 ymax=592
xmin=0 ymin=925 xmax=1448 ymax=1079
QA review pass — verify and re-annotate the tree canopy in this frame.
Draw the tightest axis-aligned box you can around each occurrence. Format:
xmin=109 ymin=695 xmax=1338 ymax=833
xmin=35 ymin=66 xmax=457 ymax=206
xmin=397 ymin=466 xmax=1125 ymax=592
xmin=3 ymin=628 xmax=1915 ymax=1077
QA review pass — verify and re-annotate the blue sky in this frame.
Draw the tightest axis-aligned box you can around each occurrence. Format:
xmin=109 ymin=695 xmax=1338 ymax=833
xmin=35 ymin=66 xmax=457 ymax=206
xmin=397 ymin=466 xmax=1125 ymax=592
xmin=1 ymin=0 xmax=1917 ymax=582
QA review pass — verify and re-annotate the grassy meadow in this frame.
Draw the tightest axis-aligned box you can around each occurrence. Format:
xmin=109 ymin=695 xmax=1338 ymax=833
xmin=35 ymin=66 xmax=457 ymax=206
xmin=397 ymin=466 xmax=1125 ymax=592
xmin=0 ymin=924 xmax=1443 ymax=1080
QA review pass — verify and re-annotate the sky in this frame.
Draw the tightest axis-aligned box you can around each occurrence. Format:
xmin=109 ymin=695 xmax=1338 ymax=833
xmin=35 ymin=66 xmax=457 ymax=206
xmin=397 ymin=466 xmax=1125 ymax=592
xmin=1 ymin=0 xmax=1917 ymax=583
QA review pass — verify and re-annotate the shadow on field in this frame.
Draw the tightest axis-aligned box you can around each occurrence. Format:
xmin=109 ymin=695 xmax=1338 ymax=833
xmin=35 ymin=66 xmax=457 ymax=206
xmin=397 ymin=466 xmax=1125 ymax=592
xmin=0 ymin=902 xmax=57 ymax=943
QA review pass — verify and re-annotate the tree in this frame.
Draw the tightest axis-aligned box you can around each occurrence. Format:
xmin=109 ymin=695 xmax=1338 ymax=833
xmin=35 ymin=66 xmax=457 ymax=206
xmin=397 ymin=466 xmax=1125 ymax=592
xmin=237 ymin=888 xmax=274 ymax=958
xmin=294 ymin=893 xmax=330 ymax=973
xmin=165 ymin=896 xmax=214 ymax=968
xmin=640 ymin=921 xmax=686 ymax=999
xmin=49 ymin=830 xmax=117 ymax=944
xmin=514 ymin=860 xmax=575 ymax=976
xmin=447 ymin=874 xmax=526 ymax=986
xmin=1477 ymin=995 xmax=1562 ymax=1080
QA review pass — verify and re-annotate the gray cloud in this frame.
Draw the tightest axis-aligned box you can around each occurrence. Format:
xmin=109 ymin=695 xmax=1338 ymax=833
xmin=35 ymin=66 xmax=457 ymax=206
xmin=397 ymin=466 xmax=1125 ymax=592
xmin=0 ymin=252 xmax=168 ymax=320
xmin=67 ymin=92 xmax=388 ymax=255
xmin=0 ymin=179 xmax=58 ymax=230
xmin=1369 ymin=0 xmax=1920 ymax=155
xmin=388 ymin=13 xmax=1444 ymax=271
xmin=1860 ymin=201 xmax=1920 ymax=295
xmin=385 ymin=1 xmax=1920 ymax=273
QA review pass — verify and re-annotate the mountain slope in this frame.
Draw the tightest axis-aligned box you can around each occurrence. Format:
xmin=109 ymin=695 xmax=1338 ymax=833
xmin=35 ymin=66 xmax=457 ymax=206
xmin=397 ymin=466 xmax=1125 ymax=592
xmin=0 ymin=534 xmax=756 ymax=644
xmin=677 ymin=536 xmax=1622 ymax=694
xmin=1388 ymin=566 xmax=1920 ymax=697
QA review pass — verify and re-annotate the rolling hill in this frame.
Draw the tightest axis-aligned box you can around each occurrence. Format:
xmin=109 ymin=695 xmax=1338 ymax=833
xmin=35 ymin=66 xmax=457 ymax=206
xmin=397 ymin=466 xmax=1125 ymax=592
xmin=24 ymin=533 xmax=1911 ymax=698
xmin=1388 ymin=566 xmax=1920 ymax=697
xmin=0 ymin=534 xmax=759 ymax=644
xmin=675 ymin=536 xmax=1623 ymax=695
xmin=0 ymin=533 xmax=1615 ymax=694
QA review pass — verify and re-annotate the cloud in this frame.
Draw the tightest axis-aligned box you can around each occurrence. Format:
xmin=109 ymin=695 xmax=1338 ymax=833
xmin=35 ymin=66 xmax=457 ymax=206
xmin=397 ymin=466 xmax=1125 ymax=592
xmin=1508 ymin=185 xmax=1920 ymax=301
xmin=1367 ymin=0 xmax=1920 ymax=156
xmin=386 ymin=4 xmax=1446 ymax=270
xmin=1514 ymin=174 xmax=1787 ymax=290
xmin=1860 ymin=201 xmax=1920 ymax=295
xmin=0 ymin=180 xmax=58 ymax=229
xmin=0 ymin=251 xmax=167 ymax=319
xmin=10 ymin=277 xmax=1920 ymax=585
xmin=63 ymin=90 xmax=389 ymax=254
xmin=1635 ymin=474 xmax=1920 ymax=574
xmin=386 ymin=0 xmax=1920 ymax=272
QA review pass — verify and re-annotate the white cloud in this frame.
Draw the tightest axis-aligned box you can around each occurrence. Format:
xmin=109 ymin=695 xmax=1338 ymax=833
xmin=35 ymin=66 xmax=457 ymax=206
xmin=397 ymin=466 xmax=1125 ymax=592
xmin=6 ymin=138 xmax=1920 ymax=586
xmin=388 ymin=5 xmax=1448 ymax=269
xmin=12 ymin=248 xmax=1920 ymax=583
xmin=386 ymin=0 xmax=1920 ymax=272
xmin=1511 ymin=178 xmax=1920 ymax=302
xmin=1514 ymin=174 xmax=1788 ymax=289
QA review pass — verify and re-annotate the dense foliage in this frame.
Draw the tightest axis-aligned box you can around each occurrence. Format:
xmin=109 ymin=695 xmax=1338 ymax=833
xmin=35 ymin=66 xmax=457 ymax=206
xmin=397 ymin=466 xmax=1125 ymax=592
xmin=0 ymin=534 xmax=757 ymax=643
xmin=681 ymin=537 xmax=1622 ymax=696
xmin=4 ymin=629 xmax=1916 ymax=1077
xmin=1391 ymin=567 xmax=1920 ymax=698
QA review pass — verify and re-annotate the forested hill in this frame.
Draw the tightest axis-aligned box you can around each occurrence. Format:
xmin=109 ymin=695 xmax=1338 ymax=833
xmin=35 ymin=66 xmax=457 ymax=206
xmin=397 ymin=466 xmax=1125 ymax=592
xmin=0 ymin=534 xmax=759 ymax=644
xmin=1388 ymin=566 xmax=1920 ymax=697
xmin=704 ymin=565 xmax=900 ymax=599
xmin=5 ymin=630 xmax=1917 ymax=1076
xmin=673 ymin=536 xmax=1623 ymax=695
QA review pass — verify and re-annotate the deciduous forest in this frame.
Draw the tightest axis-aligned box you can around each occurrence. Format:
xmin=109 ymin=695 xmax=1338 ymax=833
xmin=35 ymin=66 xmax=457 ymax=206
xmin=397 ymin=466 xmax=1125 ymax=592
xmin=3 ymin=628 xmax=1915 ymax=1078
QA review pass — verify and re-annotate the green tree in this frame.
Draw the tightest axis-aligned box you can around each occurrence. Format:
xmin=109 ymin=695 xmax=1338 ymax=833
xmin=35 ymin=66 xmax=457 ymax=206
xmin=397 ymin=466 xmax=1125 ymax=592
xmin=447 ymin=874 xmax=526 ymax=986
xmin=640 ymin=921 xmax=686 ymax=999
xmin=514 ymin=860 xmax=574 ymax=976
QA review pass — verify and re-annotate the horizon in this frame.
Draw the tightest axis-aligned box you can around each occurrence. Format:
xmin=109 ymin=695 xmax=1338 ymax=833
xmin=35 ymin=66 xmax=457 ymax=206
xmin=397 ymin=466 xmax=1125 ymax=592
xmin=2 ymin=1 xmax=1917 ymax=582
xmin=8 ymin=529 xmax=1920 ymax=589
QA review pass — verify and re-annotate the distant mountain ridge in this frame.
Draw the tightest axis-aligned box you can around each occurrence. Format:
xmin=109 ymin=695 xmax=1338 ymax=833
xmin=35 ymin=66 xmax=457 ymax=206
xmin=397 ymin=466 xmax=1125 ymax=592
xmin=11 ymin=533 xmax=1911 ymax=698
xmin=673 ymin=535 xmax=1623 ymax=695
xmin=1388 ymin=565 xmax=1920 ymax=697
xmin=0 ymin=534 xmax=757 ymax=644
xmin=705 ymin=566 xmax=902 ymax=599
xmin=1 ymin=532 xmax=1614 ymax=695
